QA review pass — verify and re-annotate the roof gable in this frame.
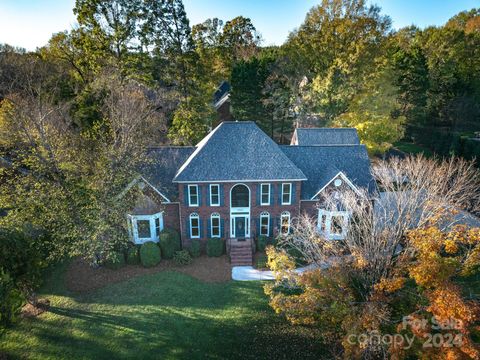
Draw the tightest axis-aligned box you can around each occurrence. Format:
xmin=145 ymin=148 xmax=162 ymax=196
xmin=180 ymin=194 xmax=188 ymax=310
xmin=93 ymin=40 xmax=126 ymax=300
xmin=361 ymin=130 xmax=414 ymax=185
xmin=174 ymin=121 xmax=306 ymax=182
xmin=281 ymin=145 xmax=374 ymax=199
xmin=291 ymin=128 xmax=360 ymax=146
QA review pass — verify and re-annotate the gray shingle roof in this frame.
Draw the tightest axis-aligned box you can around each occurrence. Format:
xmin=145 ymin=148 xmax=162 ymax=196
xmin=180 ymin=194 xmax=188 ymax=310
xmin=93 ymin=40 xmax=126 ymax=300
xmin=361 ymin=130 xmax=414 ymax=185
xmin=292 ymin=128 xmax=360 ymax=145
xmin=281 ymin=145 xmax=374 ymax=199
xmin=140 ymin=147 xmax=195 ymax=200
xmin=173 ymin=121 xmax=307 ymax=182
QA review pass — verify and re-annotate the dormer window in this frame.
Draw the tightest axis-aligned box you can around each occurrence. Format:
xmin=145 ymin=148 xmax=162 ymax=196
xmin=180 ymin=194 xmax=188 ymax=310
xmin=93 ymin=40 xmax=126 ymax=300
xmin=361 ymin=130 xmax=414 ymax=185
xmin=188 ymin=185 xmax=199 ymax=206
xmin=281 ymin=183 xmax=292 ymax=205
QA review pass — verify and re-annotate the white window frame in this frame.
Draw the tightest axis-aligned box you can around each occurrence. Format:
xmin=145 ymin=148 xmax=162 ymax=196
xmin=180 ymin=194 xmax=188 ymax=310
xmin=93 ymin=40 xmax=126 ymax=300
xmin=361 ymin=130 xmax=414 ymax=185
xmin=129 ymin=212 xmax=163 ymax=244
xmin=280 ymin=211 xmax=291 ymax=235
xmin=189 ymin=213 xmax=200 ymax=239
xmin=317 ymin=209 xmax=349 ymax=240
xmin=281 ymin=183 xmax=292 ymax=205
xmin=260 ymin=183 xmax=271 ymax=206
xmin=209 ymin=184 xmax=220 ymax=206
xmin=188 ymin=184 xmax=199 ymax=207
xmin=259 ymin=211 xmax=270 ymax=236
xmin=210 ymin=212 xmax=221 ymax=238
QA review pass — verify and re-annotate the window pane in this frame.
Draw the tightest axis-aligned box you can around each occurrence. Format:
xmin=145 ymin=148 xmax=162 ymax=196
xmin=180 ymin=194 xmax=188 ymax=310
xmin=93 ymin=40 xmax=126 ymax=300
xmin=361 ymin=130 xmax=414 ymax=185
xmin=260 ymin=216 xmax=269 ymax=235
xmin=331 ymin=216 xmax=343 ymax=234
xmin=231 ymin=185 xmax=249 ymax=207
xmin=137 ymin=220 xmax=151 ymax=238
xmin=191 ymin=217 xmax=199 ymax=237
xmin=261 ymin=184 xmax=269 ymax=204
xmin=210 ymin=186 xmax=220 ymax=205
xmin=211 ymin=217 xmax=220 ymax=236
xmin=189 ymin=186 xmax=198 ymax=205
xmin=281 ymin=216 xmax=290 ymax=234
xmin=155 ymin=217 xmax=160 ymax=232
xmin=320 ymin=215 xmax=327 ymax=231
xmin=282 ymin=184 xmax=291 ymax=204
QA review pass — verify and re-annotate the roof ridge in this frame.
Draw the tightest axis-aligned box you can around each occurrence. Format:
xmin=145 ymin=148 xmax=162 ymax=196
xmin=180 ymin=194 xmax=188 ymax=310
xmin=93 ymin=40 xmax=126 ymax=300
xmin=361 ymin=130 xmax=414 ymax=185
xmin=296 ymin=127 xmax=357 ymax=130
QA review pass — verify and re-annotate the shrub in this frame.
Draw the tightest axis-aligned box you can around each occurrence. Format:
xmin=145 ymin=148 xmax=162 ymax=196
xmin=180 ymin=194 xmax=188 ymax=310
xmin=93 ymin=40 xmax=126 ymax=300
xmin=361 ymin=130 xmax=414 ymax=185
xmin=159 ymin=228 xmax=181 ymax=259
xmin=126 ymin=246 xmax=140 ymax=265
xmin=206 ymin=238 xmax=224 ymax=257
xmin=0 ymin=271 xmax=24 ymax=329
xmin=140 ymin=242 xmax=161 ymax=267
xmin=173 ymin=250 xmax=193 ymax=266
xmin=256 ymin=236 xmax=268 ymax=252
xmin=105 ymin=251 xmax=126 ymax=270
xmin=255 ymin=254 xmax=268 ymax=269
xmin=188 ymin=239 xmax=201 ymax=258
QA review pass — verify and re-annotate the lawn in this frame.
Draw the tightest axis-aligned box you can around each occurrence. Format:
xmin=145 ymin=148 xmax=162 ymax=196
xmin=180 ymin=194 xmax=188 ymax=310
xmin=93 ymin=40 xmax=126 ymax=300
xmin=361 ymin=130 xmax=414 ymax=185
xmin=394 ymin=141 xmax=434 ymax=157
xmin=0 ymin=263 xmax=327 ymax=360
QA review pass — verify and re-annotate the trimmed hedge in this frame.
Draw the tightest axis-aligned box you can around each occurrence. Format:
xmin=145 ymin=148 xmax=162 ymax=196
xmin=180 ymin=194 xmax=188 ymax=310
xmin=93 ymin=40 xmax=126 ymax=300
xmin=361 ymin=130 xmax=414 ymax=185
xmin=173 ymin=250 xmax=193 ymax=266
xmin=126 ymin=246 xmax=140 ymax=265
xmin=159 ymin=228 xmax=181 ymax=259
xmin=206 ymin=238 xmax=224 ymax=257
xmin=105 ymin=251 xmax=126 ymax=270
xmin=256 ymin=236 xmax=268 ymax=252
xmin=140 ymin=242 xmax=161 ymax=267
xmin=188 ymin=239 xmax=201 ymax=258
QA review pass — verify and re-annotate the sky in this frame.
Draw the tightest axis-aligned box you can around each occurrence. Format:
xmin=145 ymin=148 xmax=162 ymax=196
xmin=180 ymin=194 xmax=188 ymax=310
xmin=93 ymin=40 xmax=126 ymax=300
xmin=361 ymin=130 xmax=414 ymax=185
xmin=0 ymin=0 xmax=479 ymax=51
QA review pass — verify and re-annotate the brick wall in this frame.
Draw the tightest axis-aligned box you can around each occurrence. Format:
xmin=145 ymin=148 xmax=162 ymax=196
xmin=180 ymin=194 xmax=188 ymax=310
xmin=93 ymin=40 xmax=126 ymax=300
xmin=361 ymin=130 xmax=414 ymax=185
xmin=177 ymin=181 xmax=302 ymax=247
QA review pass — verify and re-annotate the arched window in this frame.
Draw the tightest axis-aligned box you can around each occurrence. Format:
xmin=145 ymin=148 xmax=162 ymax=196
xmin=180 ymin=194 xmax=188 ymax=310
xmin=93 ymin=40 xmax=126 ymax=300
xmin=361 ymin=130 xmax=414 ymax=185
xmin=259 ymin=211 xmax=270 ymax=236
xmin=280 ymin=211 xmax=291 ymax=235
xmin=210 ymin=213 xmax=221 ymax=238
xmin=230 ymin=184 xmax=250 ymax=208
xmin=189 ymin=213 xmax=200 ymax=239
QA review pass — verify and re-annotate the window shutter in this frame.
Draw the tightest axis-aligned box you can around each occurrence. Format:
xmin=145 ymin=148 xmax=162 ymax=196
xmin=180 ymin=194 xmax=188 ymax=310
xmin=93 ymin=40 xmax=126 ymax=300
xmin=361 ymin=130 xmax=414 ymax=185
xmin=184 ymin=185 xmax=189 ymax=206
xmin=270 ymin=185 xmax=273 ymax=205
xmin=256 ymin=217 xmax=261 ymax=236
xmin=256 ymin=185 xmax=260 ymax=205
xmin=278 ymin=184 xmax=282 ymax=205
xmin=206 ymin=186 xmax=210 ymax=206
xmin=219 ymin=184 xmax=224 ymax=206
xmin=207 ymin=218 xmax=211 ymax=238
xmin=186 ymin=218 xmax=190 ymax=238
xmin=291 ymin=183 xmax=296 ymax=203
xmin=269 ymin=217 xmax=273 ymax=237
xmin=220 ymin=219 xmax=225 ymax=238
xmin=198 ymin=186 xmax=202 ymax=206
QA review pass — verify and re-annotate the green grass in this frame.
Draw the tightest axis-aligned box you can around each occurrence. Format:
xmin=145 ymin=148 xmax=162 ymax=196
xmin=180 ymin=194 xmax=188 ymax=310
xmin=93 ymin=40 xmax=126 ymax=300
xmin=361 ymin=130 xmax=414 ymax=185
xmin=394 ymin=141 xmax=434 ymax=157
xmin=0 ymin=264 xmax=327 ymax=360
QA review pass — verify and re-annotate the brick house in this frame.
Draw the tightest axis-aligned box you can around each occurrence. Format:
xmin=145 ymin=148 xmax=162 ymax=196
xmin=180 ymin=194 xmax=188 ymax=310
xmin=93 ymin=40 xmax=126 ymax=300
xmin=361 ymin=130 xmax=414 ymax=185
xmin=126 ymin=121 xmax=374 ymax=264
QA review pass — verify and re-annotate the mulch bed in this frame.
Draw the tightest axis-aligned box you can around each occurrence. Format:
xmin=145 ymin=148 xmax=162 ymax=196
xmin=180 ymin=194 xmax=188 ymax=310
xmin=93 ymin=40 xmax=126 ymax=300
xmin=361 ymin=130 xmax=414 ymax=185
xmin=65 ymin=255 xmax=232 ymax=293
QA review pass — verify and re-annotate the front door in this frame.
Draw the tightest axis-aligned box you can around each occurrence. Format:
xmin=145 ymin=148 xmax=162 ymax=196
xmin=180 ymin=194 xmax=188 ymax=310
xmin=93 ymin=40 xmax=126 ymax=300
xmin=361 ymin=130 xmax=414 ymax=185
xmin=232 ymin=215 xmax=249 ymax=239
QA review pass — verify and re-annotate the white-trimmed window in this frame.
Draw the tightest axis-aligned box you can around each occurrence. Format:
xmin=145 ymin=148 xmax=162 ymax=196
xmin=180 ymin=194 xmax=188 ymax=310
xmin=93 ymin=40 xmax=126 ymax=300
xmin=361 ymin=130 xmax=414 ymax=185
xmin=129 ymin=212 xmax=163 ymax=244
xmin=189 ymin=213 xmax=200 ymax=238
xmin=188 ymin=185 xmax=199 ymax=206
xmin=210 ymin=212 xmax=221 ymax=238
xmin=281 ymin=183 xmax=292 ymax=205
xmin=259 ymin=211 xmax=270 ymax=236
xmin=317 ymin=210 xmax=349 ymax=240
xmin=210 ymin=184 xmax=220 ymax=206
xmin=280 ymin=211 xmax=291 ymax=235
xmin=260 ymin=183 xmax=270 ymax=205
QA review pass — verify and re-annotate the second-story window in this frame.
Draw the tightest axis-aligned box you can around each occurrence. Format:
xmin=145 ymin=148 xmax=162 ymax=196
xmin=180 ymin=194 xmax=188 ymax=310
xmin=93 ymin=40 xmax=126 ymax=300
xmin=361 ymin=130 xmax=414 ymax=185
xmin=281 ymin=183 xmax=292 ymax=205
xmin=210 ymin=184 xmax=220 ymax=206
xmin=260 ymin=183 xmax=270 ymax=205
xmin=188 ymin=184 xmax=199 ymax=206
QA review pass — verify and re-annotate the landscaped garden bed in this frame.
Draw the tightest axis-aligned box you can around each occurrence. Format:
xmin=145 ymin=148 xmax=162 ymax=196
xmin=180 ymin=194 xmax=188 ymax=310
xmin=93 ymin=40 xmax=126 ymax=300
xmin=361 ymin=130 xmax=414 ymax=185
xmin=65 ymin=255 xmax=232 ymax=293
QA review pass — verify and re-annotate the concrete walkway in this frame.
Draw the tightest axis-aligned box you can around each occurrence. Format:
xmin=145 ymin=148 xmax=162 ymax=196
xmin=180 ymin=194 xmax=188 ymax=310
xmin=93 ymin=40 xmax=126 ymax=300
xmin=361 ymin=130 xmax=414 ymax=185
xmin=232 ymin=263 xmax=319 ymax=281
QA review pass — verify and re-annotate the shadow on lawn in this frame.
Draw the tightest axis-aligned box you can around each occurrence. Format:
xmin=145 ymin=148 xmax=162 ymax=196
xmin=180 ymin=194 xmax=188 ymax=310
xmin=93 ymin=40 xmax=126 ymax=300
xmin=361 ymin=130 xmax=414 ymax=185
xmin=17 ymin=269 xmax=331 ymax=359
